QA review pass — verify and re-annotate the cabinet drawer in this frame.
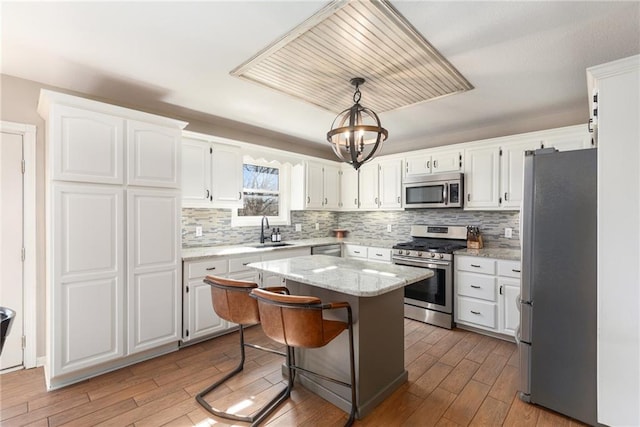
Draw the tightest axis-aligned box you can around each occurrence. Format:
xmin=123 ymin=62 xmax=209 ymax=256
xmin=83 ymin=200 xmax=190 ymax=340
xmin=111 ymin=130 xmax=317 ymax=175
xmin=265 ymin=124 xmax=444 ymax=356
xmin=229 ymin=255 xmax=261 ymax=273
xmin=456 ymin=297 xmax=497 ymax=329
xmin=345 ymin=245 xmax=367 ymax=259
xmin=188 ymin=259 xmax=228 ymax=279
xmin=456 ymin=256 xmax=496 ymax=274
xmin=498 ymin=260 xmax=521 ymax=278
xmin=367 ymin=247 xmax=391 ymax=263
xmin=456 ymin=272 xmax=497 ymax=301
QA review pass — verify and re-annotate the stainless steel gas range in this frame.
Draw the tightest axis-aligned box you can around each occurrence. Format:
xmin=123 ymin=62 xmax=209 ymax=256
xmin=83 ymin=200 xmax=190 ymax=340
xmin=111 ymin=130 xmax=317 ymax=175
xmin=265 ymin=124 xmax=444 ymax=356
xmin=392 ymin=225 xmax=467 ymax=329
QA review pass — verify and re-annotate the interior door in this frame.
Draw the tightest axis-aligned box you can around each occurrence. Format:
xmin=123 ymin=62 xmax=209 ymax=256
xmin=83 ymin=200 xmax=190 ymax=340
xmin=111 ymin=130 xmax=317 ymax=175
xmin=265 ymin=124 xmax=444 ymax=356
xmin=1 ymin=131 xmax=24 ymax=370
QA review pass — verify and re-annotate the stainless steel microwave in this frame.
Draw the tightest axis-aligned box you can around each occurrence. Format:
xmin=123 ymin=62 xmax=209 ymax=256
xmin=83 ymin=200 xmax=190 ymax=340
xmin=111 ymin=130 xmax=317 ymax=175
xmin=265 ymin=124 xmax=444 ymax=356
xmin=402 ymin=173 xmax=464 ymax=208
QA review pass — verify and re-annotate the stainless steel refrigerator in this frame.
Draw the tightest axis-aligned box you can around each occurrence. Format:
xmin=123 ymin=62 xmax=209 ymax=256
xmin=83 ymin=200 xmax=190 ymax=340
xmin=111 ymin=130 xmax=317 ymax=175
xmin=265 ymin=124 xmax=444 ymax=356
xmin=518 ymin=148 xmax=598 ymax=426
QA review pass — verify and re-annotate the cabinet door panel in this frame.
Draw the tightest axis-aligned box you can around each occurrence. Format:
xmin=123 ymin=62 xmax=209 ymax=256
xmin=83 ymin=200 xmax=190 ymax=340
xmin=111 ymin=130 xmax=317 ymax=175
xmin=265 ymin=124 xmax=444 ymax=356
xmin=57 ymin=277 xmax=123 ymax=374
xmin=432 ymin=151 xmax=462 ymax=173
xmin=405 ymin=155 xmax=431 ymax=176
xmin=500 ymin=279 xmax=520 ymax=336
xmin=500 ymin=139 xmax=539 ymax=209
xmin=127 ymin=189 xmax=180 ymax=354
xmin=127 ymin=120 xmax=180 ymax=188
xmin=323 ymin=164 xmax=341 ymax=209
xmin=211 ymin=143 xmax=243 ymax=206
xmin=358 ymin=163 xmax=379 ymax=210
xmin=182 ymin=138 xmax=211 ymax=206
xmin=129 ymin=269 xmax=180 ymax=353
xmin=465 ymin=146 xmax=500 ymax=208
xmin=53 ymin=105 xmax=124 ymax=184
xmin=340 ymin=166 xmax=359 ymax=210
xmin=305 ymin=161 xmax=324 ymax=209
xmin=379 ymin=159 xmax=402 ymax=209
xmin=189 ymin=280 xmax=229 ymax=339
xmin=56 ymin=184 xmax=123 ymax=277
xmin=128 ymin=190 xmax=180 ymax=269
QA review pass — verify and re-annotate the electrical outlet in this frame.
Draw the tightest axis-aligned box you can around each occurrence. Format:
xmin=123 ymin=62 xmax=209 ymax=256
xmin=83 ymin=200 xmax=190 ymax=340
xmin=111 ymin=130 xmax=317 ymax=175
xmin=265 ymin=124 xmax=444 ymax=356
xmin=195 ymin=226 xmax=203 ymax=237
xmin=505 ymin=227 xmax=513 ymax=238
xmin=295 ymin=224 xmax=302 ymax=232
xmin=315 ymin=223 xmax=320 ymax=231
xmin=387 ymin=224 xmax=392 ymax=232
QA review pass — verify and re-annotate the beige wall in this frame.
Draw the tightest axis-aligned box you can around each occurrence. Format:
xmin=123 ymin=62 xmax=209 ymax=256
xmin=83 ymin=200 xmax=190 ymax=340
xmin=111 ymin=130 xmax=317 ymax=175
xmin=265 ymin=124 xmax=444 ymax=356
xmin=0 ymin=73 xmax=334 ymax=359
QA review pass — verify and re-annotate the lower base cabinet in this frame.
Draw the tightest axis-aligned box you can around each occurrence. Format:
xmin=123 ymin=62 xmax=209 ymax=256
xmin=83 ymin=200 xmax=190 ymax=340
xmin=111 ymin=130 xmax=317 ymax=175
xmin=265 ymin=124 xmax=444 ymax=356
xmin=182 ymin=247 xmax=310 ymax=343
xmin=454 ymin=255 xmax=521 ymax=338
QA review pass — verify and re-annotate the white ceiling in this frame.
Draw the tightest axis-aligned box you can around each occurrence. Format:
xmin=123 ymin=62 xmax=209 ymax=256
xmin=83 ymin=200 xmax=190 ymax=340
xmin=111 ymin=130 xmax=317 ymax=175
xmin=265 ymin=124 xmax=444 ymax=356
xmin=2 ymin=1 xmax=639 ymax=157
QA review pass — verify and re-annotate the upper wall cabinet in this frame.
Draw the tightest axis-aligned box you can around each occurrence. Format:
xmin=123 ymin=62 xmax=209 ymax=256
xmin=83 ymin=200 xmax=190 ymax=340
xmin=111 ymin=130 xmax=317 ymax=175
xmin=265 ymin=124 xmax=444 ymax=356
xmin=359 ymin=159 xmax=403 ymax=210
xmin=464 ymin=124 xmax=592 ymax=210
xmin=340 ymin=164 xmax=359 ymax=210
xmin=127 ymin=120 xmax=181 ymax=188
xmin=291 ymin=160 xmax=341 ymax=210
xmin=405 ymin=148 xmax=463 ymax=177
xmin=181 ymin=132 xmax=243 ymax=208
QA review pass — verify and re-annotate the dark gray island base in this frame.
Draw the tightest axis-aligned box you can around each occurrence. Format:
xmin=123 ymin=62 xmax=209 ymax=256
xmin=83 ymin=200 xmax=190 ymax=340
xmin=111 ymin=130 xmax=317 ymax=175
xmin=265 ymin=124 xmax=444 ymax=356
xmin=247 ymin=255 xmax=433 ymax=418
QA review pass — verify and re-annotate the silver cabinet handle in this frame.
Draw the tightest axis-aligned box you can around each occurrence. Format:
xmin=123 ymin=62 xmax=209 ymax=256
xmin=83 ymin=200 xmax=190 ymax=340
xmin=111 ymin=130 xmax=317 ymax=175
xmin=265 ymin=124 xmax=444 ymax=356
xmin=354 ymin=198 xmax=358 ymax=206
xmin=354 ymin=250 xmax=361 ymax=254
xmin=375 ymin=197 xmax=379 ymax=205
xmin=307 ymin=196 xmax=310 ymax=203
xmin=471 ymin=310 xmax=481 ymax=315
xmin=325 ymin=197 xmax=328 ymax=205
xmin=238 ymin=191 xmax=242 ymax=200
xmin=513 ymin=269 xmax=521 ymax=273
xmin=205 ymin=267 xmax=216 ymax=271
xmin=467 ymin=193 xmax=471 ymax=202
xmin=376 ymin=253 xmax=383 ymax=257
xmin=504 ymin=192 xmax=508 ymax=201
xmin=470 ymin=285 xmax=481 ymax=289
xmin=205 ymin=189 xmax=210 ymax=199
xmin=434 ymin=160 xmax=438 ymax=168
xmin=471 ymin=264 xmax=481 ymax=268
xmin=397 ymin=196 xmax=401 ymax=203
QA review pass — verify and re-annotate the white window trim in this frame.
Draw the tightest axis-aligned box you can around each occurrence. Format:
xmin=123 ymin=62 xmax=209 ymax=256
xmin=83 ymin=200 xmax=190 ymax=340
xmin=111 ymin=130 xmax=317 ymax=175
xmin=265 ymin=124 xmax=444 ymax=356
xmin=231 ymin=158 xmax=291 ymax=227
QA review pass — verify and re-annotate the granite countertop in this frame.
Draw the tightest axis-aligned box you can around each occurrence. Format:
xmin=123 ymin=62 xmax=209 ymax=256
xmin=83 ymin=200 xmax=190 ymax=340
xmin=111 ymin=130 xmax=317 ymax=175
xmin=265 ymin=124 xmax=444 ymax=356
xmin=454 ymin=248 xmax=521 ymax=261
xmin=182 ymin=237 xmax=398 ymax=261
xmin=247 ymin=254 xmax=433 ymax=297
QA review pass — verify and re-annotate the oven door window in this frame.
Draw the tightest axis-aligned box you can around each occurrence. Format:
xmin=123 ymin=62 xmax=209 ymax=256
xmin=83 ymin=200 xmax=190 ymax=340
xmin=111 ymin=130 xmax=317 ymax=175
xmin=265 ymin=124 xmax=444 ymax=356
xmin=405 ymin=184 xmax=445 ymax=205
xmin=405 ymin=268 xmax=447 ymax=306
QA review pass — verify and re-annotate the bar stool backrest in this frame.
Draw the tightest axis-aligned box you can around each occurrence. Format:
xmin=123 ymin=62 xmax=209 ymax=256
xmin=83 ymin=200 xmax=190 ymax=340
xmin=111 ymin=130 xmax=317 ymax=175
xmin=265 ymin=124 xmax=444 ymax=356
xmin=204 ymin=276 xmax=260 ymax=325
xmin=251 ymin=288 xmax=345 ymax=349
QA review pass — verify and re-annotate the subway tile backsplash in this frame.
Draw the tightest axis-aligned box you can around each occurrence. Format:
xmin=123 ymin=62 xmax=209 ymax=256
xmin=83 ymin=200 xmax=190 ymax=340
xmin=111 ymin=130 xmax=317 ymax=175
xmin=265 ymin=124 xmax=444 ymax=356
xmin=182 ymin=208 xmax=520 ymax=249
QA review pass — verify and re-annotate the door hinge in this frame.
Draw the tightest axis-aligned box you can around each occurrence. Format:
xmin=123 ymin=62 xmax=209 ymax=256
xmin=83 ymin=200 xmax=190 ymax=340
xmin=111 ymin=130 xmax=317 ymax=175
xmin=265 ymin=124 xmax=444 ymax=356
xmin=21 ymin=247 xmax=26 ymax=262
xmin=499 ymin=148 xmax=503 ymax=156
xmin=186 ymin=286 xmax=189 ymax=293
xmin=21 ymin=160 xmax=26 ymax=174
xmin=185 ymin=329 xmax=189 ymax=337
xmin=209 ymin=147 xmax=213 ymax=154
xmin=499 ymin=285 xmax=503 ymax=295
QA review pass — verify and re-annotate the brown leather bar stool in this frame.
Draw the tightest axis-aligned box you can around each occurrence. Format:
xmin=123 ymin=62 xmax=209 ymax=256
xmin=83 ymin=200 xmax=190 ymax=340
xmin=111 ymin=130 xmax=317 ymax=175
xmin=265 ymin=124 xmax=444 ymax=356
xmin=196 ymin=275 xmax=291 ymax=424
xmin=250 ymin=288 xmax=358 ymax=427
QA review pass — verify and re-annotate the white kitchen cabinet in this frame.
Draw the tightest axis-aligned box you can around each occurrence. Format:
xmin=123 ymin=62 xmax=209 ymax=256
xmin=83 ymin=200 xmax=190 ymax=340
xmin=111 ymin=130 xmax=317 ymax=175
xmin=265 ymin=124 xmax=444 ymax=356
xmin=344 ymin=244 xmax=367 ymax=259
xmin=464 ymin=145 xmax=500 ymax=209
xmin=39 ymin=90 xmax=187 ymax=389
xmin=291 ymin=160 xmax=341 ymax=210
xmin=127 ymin=188 xmax=181 ymax=354
xmin=455 ymin=255 xmax=520 ymax=338
xmin=127 ymin=120 xmax=181 ymax=188
xmin=358 ymin=159 xmax=403 ymax=210
xmin=499 ymin=139 xmax=540 ymax=209
xmin=465 ymin=125 xmax=592 ymax=210
xmin=340 ymin=165 xmax=359 ymax=210
xmin=181 ymin=132 xmax=243 ymax=208
xmin=183 ymin=258 xmax=230 ymax=342
xmin=367 ymin=247 xmax=392 ymax=263
xmin=51 ymin=183 xmax=125 ymax=376
xmin=405 ymin=149 xmax=462 ymax=177
xmin=50 ymin=105 xmax=124 ymax=184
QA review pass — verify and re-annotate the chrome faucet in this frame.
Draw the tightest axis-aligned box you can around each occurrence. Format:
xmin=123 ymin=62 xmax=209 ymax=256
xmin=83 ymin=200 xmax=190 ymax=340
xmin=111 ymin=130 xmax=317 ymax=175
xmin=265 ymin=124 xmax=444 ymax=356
xmin=260 ymin=215 xmax=270 ymax=244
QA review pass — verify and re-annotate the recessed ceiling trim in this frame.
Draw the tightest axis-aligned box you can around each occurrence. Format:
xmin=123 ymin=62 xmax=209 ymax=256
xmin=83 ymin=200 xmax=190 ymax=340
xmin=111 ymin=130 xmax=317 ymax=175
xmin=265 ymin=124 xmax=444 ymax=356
xmin=231 ymin=0 xmax=473 ymax=113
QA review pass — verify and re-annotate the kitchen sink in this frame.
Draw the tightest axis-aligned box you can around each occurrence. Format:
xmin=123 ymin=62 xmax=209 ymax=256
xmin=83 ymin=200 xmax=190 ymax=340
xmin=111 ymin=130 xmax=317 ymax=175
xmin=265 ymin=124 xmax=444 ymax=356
xmin=253 ymin=242 xmax=294 ymax=248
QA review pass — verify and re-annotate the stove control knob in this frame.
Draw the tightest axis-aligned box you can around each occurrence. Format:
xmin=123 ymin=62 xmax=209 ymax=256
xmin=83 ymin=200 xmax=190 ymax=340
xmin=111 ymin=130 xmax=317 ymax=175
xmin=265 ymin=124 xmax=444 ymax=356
xmin=417 ymin=252 xmax=422 ymax=257
xmin=397 ymin=250 xmax=402 ymax=255
xmin=430 ymin=253 xmax=436 ymax=258
xmin=439 ymin=253 xmax=444 ymax=259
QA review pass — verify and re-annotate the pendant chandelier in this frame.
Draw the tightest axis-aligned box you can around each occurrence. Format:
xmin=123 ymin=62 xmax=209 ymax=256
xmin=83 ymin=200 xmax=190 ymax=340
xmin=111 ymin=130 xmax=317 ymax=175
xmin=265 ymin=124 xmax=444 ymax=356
xmin=327 ymin=78 xmax=388 ymax=171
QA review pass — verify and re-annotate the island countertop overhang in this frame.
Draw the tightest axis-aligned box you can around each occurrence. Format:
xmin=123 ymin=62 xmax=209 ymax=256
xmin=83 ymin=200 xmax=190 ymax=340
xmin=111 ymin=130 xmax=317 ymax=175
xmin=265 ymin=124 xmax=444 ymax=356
xmin=247 ymin=254 xmax=433 ymax=297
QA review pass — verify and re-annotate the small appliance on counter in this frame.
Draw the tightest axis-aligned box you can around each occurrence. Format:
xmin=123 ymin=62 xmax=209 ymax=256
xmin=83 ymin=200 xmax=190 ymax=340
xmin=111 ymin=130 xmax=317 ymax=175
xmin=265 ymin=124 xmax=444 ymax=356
xmin=466 ymin=226 xmax=483 ymax=249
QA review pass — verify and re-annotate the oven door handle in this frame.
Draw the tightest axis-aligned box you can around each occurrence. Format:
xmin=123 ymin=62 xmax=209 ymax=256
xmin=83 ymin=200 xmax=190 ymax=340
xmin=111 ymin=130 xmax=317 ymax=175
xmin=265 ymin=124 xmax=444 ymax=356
xmin=393 ymin=257 xmax=450 ymax=268
xmin=443 ymin=183 xmax=449 ymax=205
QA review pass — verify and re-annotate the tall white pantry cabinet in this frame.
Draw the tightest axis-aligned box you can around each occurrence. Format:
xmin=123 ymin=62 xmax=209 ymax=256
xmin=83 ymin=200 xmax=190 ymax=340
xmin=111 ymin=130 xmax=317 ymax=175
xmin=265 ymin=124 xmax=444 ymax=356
xmin=38 ymin=90 xmax=187 ymax=389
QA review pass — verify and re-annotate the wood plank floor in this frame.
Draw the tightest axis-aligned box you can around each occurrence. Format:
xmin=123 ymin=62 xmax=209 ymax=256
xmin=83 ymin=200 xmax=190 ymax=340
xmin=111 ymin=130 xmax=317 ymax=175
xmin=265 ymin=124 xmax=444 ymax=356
xmin=0 ymin=320 xmax=587 ymax=426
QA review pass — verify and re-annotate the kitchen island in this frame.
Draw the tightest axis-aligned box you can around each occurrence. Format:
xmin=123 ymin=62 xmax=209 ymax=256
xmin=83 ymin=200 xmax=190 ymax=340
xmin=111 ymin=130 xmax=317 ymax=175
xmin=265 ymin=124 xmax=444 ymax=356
xmin=247 ymin=255 xmax=433 ymax=418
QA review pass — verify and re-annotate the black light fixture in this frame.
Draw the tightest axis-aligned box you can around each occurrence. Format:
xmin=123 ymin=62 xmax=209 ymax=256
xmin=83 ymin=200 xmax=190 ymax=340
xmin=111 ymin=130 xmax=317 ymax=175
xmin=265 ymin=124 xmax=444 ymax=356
xmin=327 ymin=77 xmax=388 ymax=170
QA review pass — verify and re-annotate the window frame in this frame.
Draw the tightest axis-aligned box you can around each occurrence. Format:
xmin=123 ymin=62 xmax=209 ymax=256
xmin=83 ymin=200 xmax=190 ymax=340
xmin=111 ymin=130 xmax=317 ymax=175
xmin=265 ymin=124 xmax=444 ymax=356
xmin=231 ymin=158 xmax=291 ymax=227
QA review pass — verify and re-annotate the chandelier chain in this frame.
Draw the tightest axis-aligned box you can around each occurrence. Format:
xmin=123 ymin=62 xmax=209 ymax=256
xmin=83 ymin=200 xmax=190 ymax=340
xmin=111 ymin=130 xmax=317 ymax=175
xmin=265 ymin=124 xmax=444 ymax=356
xmin=353 ymin=85 xmax=362 ymax=104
